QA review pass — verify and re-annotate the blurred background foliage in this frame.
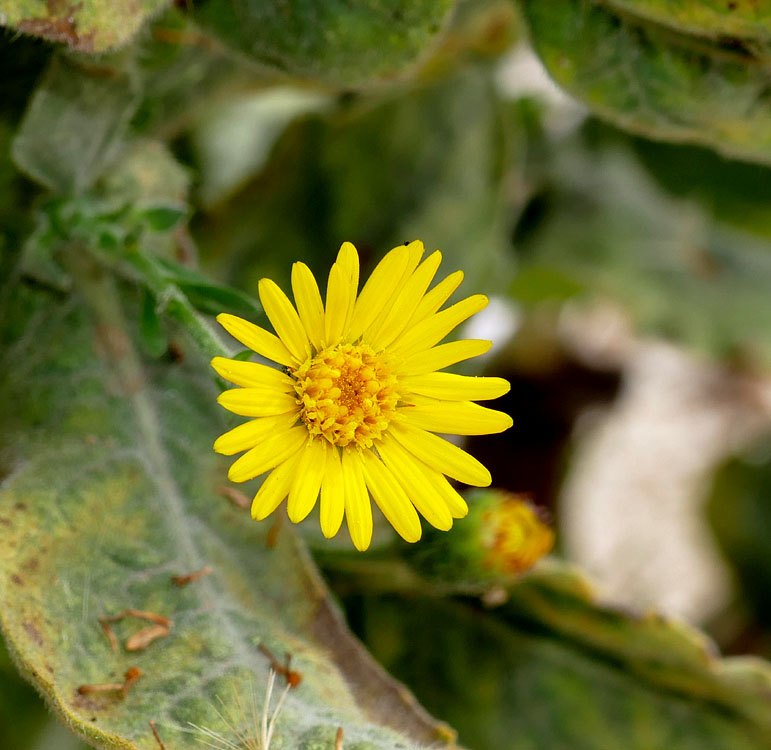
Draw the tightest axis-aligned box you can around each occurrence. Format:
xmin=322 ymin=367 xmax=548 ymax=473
xmin=2 ymin=0 xmax=771 ymax=748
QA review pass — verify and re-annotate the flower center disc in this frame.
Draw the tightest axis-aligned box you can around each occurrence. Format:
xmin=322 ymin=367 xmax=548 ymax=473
xmin=293 ymin=343 xmax=399 ymax=448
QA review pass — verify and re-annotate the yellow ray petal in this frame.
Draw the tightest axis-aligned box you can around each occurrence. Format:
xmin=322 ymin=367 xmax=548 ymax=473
xmin=415 ymin=465 xmax=469 ymax=519
xmin=320 ymin=445 xmax=345 ymax=538
xmin=287 ymin=438 xmax=327 ymax=523
xmin=406 ymin=270 xmax=464 ymax=327
xmin=251 ymin=452 xmax=302 ymax=520
xmin=211 ymin=357 xmax=294 ymax=390
xmin=336 ymin=241 xmax=359 ymax=333
xmin=390 ymin=422 xmax=491 ymax=487
xmin=291 ymin=262 xmax=325 ymax=351
xmin=213 ymin=412 xmax=299 ymax=456
xmin=390 ymin=294 xmax=488 ymax=357
xmin=325 ymin=261 xmax=352 ymax=346
xmin=358 ymin=449 xmax=421 ymax=543
xmin=399 ymin=396 xmax=512 ymax=435
xmin=397 ymin=339 xmax=492 ymax=376
xmin=368 ymin=250 xmax=442 ymax=350
xmin=341 ymin=449 xmax=373 ymax=551
xmin=258 ymin=278 xmax=311 ymax=362
xmin=402 ymin=372 xmax=510 ymax=401
xmin=362 ymin=241 xmax=424 ymax=345
xmin=227 ymin=425 xmax=307 ymax=483
xmin=348 ymin=246 xmax=411 ymax=341
xmin=217 ymin=387 xmax=298 ymax=418
xmin=216 ymin=313 xmax=295 ymax=367
xmin=376 ymin=435 xmax=453 ymax=530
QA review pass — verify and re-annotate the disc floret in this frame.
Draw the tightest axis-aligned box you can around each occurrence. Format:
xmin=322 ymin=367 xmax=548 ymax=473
xmin=293 ymin=343 xmax=399 ymax=448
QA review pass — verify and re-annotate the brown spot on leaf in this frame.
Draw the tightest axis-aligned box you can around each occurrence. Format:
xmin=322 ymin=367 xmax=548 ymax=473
xmin=23 ymin=621 xmax=44 ymax=646
xmin=11 ymin=574 xmax=23 ymax=586
xmin=16 ymin=2 xmax=96 ymax=53
xmin=22 ymin=558 xmax=39 ymax=572
xmin=168 ymin=341 xmax=185 ymax=362
xmin=14 ymin=503 xmax=26 ymax=511
xmin=0 ymin=517 xmax=11 ymax=526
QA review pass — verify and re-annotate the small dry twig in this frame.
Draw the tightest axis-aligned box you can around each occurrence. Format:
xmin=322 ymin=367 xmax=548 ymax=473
xmin=99 ymin=609 xmax=173 ymax=653
xmin=99 ymin=618 xmax=120 ymax=653
xmin=122 ymin=667 xmax=143 ymax=697
xmin=78 ymin=667 xmax=142 ymax=699
xmin=172 ymin=565 xmax=213 ymax=586
xmin=77 ymin=681 xmax=124 ymax=695
xmin=217 ymin=485 xmax=250 ymax=510
xmin=258 ymin=644 xmax=302 ymax=688
xmin=126 ymin=624 xmax=171 ymax=652
xmin=335 ymin=727 xmax=344 ymax=750
xmin=101 ymin=609 xmax=173 ymax=627
xmin=266 ymin=514 xmax=283 ymax=549
xmin=150 ymin=720 xmax=167 ymax=750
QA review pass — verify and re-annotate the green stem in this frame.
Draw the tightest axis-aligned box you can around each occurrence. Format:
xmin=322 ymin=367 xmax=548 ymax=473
xmin=123 ymin=249 xmax=234 ymax=360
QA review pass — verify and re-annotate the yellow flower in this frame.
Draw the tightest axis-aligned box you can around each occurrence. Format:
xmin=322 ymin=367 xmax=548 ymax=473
xmin=212 ymin=240 xmax=512 ymax=551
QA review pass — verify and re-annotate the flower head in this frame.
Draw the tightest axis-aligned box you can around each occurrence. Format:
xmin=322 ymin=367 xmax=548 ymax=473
xmin=405 ymin=491 xmax=554 ymax=588
xmin=212 ymin=241 xmax=512 ymax=550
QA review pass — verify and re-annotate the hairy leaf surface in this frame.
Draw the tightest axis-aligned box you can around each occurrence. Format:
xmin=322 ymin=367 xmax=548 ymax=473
xmin=0 ymin=264 xmax=449 ymax=750
xmin=520 ymin=0 xmax=771 ymax=164
xmin=191 ymin=0 xmax=455 ymax=87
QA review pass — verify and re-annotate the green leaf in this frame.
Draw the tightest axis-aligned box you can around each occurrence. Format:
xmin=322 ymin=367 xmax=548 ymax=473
xmin=99 ymin=140 xmax=190 ymax=214
xmin=138 ymin=290 xmax=167 ymax=358
xmin=0 ymin=263 xmax=450 ymax=749
xmin=129 ymin=251 xmax=265 ymax=323
xmin=519 ymin=0 xmax=771 ymax=164
xmin=326 ymin=560 xmax=771 ymax=749
xmin=601 ymin=1 xmax=771 ymax=40
xmin=1 ymin=0 xmax=167 ymax=53
xmin=12 ymin=54 xmax=140 ymax=194
xmin=190 ymin=0 xmax=456 ymax=88
xmin=138 ymin=206 xmax=187 ymax=233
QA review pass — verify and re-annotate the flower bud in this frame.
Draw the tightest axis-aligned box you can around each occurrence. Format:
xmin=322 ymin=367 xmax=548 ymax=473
xmin=405 ymin=490 xmax=554 ymax=590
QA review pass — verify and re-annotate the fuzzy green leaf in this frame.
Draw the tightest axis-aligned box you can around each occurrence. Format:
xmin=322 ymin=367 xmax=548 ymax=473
xmin=602 ymin=0 xmax=771 ymax=40
xmin=190 ymin=0 xmax=456 ymax=87
xmin=1 ymin=0 xmax=166 ymax=53
xmin=0 ymin=262 xmax=450 ymax=750
xmin=327 ymin=559 xmax=771 ymax=749
xmin=12 ymin=54 xmax=140 ymax=194
xmin=519 ymin=0 xmax=771 ymax=164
